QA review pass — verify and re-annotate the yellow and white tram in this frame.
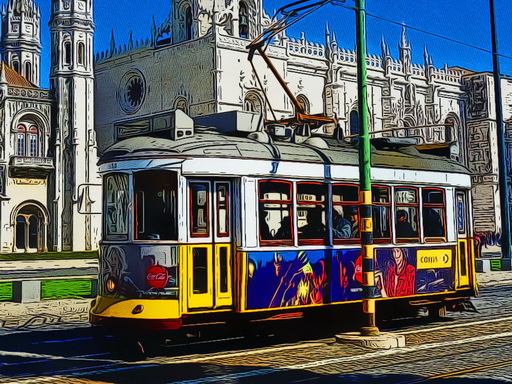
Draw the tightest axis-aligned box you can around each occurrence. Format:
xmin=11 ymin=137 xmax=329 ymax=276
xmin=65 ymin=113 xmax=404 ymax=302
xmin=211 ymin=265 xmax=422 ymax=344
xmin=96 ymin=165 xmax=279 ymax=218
xmin=90 ymin=112 xmax=477 ymax=332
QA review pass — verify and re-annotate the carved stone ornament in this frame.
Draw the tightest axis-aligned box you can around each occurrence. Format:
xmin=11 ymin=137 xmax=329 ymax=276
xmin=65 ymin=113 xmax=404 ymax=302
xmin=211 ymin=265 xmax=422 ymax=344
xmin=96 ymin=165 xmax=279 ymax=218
xmin=118 ymin=70 xmax=146 ymax=114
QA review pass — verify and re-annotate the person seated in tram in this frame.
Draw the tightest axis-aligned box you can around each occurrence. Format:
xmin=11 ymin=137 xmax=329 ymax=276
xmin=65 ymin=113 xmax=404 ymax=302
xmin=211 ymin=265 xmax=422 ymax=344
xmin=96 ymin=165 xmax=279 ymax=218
xmin=275 ymin=217 xmax=292 ymax=239
xmin=333 ymin=206 xmax=359 ymax=239
xmin=395 ymin=209 xmax=416 ymax=238
xmin=300 ymin=207 xmax=326 ymax=239
xmin=423 ymin=208 xmax=444 ymax=237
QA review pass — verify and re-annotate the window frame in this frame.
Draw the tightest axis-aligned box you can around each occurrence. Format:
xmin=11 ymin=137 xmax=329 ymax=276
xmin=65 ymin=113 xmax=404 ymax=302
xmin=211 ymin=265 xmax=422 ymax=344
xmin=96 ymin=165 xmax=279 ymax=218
xmin=296 ymin=181 xmax=328 ymax=245
xmin=394 ymin=186 xmax=420 ymax=243
xmin=258 ymin=180 xmax=294 ymax=246
xmin=15 ymin=123 xmax=41 ymax=157
xmin=332 ymin=183 xmax=360 ymax=245
xmin=189 ymin=181 xmax=211 ymax=238
xmin=215 ymin=182 xmax=230 ymax=238
xmin=372 ymin=185 xmax=392 ymax=243
xmin=422 ymin=187 xmax=447 ymax=242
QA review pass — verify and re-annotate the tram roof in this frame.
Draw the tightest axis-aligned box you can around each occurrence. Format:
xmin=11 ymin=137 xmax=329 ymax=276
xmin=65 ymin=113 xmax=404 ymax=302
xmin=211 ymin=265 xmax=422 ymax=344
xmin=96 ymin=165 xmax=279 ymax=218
xmin=99 ymin=132 xmax=470 ymax=174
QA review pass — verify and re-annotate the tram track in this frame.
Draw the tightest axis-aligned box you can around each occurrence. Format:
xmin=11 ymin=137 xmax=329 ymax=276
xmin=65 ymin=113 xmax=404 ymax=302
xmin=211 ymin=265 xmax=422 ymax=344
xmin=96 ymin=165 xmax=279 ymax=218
xmin=2 ymin=289 xmax=512 ymax=384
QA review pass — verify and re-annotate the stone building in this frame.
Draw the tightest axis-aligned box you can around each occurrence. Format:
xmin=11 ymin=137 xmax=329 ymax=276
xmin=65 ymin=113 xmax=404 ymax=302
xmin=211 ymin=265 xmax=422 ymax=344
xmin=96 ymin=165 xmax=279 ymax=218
xmin=93 ymin=0 xmax=511 ymax=242
xmin=0 ymin=0 xmax=100 ymax=253
xmin=0 ymin=0 xmax=510 ymax=254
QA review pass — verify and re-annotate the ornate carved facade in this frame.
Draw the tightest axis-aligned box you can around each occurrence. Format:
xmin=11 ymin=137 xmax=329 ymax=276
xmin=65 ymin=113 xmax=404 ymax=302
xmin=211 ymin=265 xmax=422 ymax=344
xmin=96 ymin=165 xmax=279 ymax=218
xmin=0 ymin=0 xmax=100 ymax=253
xmin=94 ymin=0 xmax=512 ymax=242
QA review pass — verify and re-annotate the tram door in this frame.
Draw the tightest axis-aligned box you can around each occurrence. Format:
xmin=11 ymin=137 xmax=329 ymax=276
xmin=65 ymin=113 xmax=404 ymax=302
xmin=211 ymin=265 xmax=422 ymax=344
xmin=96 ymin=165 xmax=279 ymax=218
xmin=456 ymin=191 xmax=471 ymax=287
xmin=187 ymin=180 xmax=233 ymax=310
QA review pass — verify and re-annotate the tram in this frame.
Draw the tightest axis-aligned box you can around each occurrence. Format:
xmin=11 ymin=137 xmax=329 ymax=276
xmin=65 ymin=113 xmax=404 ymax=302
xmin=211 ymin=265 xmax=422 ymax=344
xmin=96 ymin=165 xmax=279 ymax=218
xmin=89 ymin=110 xmax=477 ymax=333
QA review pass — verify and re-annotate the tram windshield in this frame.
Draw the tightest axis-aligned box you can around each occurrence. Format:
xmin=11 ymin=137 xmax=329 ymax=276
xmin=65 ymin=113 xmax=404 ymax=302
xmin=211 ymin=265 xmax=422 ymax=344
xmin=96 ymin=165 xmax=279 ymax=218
xmin=104 ymin=173 xmax=129 ymax=241
xmin=134 ymin=170 xmax=178 ymax=240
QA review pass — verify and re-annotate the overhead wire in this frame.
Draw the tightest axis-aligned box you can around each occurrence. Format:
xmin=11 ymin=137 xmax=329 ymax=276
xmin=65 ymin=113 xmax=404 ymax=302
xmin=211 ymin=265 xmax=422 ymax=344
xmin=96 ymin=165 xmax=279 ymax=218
xmin=318 ymin=1 xmax=512 ymax=62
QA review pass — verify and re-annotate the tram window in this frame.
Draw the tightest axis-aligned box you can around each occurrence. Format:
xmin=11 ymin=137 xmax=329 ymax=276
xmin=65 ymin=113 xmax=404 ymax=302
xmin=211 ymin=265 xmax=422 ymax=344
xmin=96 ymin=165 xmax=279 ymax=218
xmin=332 ymin=184 xmax=359 ymax=241
xmin=297 ymin=182 xmax=327 ymax=244
xmin=372 ymin=186 xmax=391 ymax=241
xmin=190 ymin=182 xmax=210 ymax=237
xmin=192 ymin=248 xmax=208 ymax=294
xmin=394 ymin=187 xmax=419 ymax=242
xmin=104 ymin=173 xmax=129 ymax=241
xmin=216 ymin=183 xmax=229 ymax=237
xmin=422 ymin=188 xmax=446 ymax=240
xmin=134 ymin=171 xmax=178 ymax=240
xmin=258 ymin=180 xmax=293 ymax=245
xmin=457 ymin=194 xmax=466 ymax=235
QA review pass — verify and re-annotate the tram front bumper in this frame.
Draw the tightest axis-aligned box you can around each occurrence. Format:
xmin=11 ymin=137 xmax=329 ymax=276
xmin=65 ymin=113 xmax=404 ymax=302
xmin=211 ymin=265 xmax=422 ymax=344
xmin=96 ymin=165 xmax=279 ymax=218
xmin=90 ymin=296 xmax=182 ymax=331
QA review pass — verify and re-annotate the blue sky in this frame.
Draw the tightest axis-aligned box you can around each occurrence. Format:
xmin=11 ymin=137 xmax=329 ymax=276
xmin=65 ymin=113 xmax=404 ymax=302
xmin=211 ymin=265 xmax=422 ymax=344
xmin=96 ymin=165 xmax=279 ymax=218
xmin=28 ymin=0 xmax=512 ymax=88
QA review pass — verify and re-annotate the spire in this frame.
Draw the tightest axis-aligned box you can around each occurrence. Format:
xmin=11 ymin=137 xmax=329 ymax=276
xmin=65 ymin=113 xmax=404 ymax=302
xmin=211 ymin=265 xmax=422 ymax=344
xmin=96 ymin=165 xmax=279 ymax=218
xmin=0 ymin=62 xmax=6 ymax=84
xmin=381 ymin=35 xmax=390 ymax=58
xmin=128 ymin=30 xmax=134 ymax=50
xmin=151 ymin=15 xmax=157 ymax=46
xmin=423 ymin=45 xmax=433 ymax=67
xmin=109 ymin=30 xmax=116 ymax=57
xmin=399 ymin=25 xmax=412 ymax=75
xmin=400 ymin=25 xmax=410 ymax=49
xmin=325 ymin=23 xmax=331 ymax=59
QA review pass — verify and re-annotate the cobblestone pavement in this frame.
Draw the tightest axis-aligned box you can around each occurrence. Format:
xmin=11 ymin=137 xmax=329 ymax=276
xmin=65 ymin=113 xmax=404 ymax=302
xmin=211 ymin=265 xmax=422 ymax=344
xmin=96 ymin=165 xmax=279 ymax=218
xmin=0 ymin=271 xmax=510 ymax=383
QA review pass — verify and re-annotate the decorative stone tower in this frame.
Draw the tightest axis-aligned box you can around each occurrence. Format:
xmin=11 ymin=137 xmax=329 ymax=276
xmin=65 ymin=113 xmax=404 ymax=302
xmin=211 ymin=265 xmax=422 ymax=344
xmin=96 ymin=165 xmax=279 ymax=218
xmin=169 ymin=0 xmax=264 ymax=43
xmin=399 ymin=26 xmax=412 ymax=76
xmin=49 ymin=0 xmax=101 ymax=251
xmin=0 ymin=0 xmax=41 ymax=86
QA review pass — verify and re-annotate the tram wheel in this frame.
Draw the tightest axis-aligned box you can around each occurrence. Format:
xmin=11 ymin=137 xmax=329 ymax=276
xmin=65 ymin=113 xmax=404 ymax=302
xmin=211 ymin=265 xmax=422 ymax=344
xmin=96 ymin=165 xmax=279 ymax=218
xmin=428 ymin=304 xmax=447 ymax=319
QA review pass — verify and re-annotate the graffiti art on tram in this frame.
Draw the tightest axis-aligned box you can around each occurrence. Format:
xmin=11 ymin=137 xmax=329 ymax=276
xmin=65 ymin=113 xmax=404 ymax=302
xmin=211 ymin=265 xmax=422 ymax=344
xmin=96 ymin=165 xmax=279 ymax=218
xmin=374 ymin=247 xmax=454 ymax=298
xmin=330 ymin=249 xmax=364 ymax=302
xmin=246 ymin=250 xmax=329 ymax=310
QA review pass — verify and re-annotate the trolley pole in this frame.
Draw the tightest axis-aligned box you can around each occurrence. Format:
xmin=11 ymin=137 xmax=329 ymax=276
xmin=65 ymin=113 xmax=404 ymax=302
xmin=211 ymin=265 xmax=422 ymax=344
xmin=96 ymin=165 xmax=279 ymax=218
xmin=490 ymin=0 xmax=512 ymax=262
xmin=355 ymin=0 xmax=378 ymax=336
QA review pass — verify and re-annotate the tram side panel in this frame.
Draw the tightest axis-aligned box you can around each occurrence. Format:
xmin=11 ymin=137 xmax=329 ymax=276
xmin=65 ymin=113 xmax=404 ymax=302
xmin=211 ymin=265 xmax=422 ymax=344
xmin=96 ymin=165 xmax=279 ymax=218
xmin=236 ymin=179 xmax=472 ymax=314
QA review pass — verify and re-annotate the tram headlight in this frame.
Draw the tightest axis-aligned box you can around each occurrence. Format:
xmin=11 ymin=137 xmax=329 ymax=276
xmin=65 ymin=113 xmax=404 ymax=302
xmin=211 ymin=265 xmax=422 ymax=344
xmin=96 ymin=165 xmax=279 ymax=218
xmin=105 ymin=277 xmax=117 ymax=293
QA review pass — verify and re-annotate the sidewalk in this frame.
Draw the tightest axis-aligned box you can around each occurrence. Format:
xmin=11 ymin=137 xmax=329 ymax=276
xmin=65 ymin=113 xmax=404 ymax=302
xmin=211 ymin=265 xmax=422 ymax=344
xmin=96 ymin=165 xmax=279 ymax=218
xmin=477 ymin=269 xmax=512 ymax=287
xmin=0 ymin=259 xmax=98 ymax=280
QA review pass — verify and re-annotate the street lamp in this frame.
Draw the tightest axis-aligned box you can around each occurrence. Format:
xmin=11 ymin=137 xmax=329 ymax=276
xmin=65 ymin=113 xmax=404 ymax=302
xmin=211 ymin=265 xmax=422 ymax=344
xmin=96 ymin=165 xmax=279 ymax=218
xmin=489 ymin=0 xmax=512 ymax=265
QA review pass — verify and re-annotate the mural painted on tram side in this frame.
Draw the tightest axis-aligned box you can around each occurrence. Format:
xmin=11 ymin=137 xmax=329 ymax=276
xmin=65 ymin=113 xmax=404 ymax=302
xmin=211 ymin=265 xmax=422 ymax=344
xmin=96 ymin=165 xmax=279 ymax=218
xmin=330 ymin=249 xmax=364 ymax=302
xmin=374 ymin=247 xmax=455 ymax=298
xmin=246 ymin=247 xmax=455 ymax=310
xmin=246 ymin=249 xmax=364 ymax=310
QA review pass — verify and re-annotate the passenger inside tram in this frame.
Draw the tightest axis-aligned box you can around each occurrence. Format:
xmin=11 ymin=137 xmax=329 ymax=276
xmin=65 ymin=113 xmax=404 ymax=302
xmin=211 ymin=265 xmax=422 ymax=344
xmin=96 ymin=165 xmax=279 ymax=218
xmin=299 ymin=206 xmax=326 ymax=239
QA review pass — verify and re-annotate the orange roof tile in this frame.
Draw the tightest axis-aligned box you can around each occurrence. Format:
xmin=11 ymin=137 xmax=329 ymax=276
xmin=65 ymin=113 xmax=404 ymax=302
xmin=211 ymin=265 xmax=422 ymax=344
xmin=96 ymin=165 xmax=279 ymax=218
xmin=2 ymin=62 xmax=36 ymax=88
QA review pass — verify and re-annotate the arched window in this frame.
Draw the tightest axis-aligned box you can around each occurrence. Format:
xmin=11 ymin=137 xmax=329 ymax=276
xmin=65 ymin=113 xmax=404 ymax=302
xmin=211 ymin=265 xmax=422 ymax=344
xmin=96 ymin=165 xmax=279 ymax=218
xmin=16 ymin=125 xmax=26 ymax=156
xmin=296 ymin=94 xmax=310 ymax=114
xmin=239 ymin=1 xmax=249 ymax=38
xmin=12 ymin=61 xmax=19 ymax=73
xmin=78 ymin=42 xmax=85 ymax=65
xmin=185 ymin=6 xmax=193 ymax=40
xmin=14 ymin=205 xmax=46 ymax=252
xmin=444 ymin=116 xmax=458 ymax=142
xmin=24 ymin=62 xmax=32 ymax=82
xmin=349 ymin=110 xmax=359 ymax=136
xmin=64 ymin=41 xmax=72 ymax=65
xmin=15 ymin=122 xmax=40 ymax=157
xmin=243 ymin=92 xmax=263 ymax=113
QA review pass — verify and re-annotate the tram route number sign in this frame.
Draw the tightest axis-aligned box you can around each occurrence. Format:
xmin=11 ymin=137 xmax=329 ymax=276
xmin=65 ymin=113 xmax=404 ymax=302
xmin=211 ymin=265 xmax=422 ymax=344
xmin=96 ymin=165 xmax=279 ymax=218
xmin=146 ymin=265 xmax=169 ymax=289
